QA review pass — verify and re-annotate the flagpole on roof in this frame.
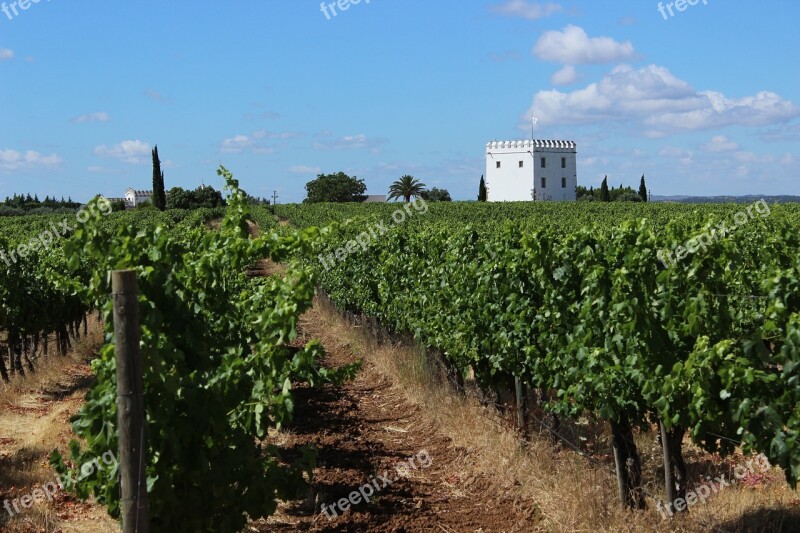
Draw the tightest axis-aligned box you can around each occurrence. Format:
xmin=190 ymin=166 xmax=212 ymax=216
xmin=531 ymin=115 xmax=538 ymax=202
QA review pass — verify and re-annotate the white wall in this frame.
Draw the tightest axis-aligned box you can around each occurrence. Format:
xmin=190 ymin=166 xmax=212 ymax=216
xmin=485 ymin=142 xmax=534 ymax=201
xmin=124 ymin=188 xmax=152 ymax=207
xmin=485 ymin=140 xmax=577 ymax=202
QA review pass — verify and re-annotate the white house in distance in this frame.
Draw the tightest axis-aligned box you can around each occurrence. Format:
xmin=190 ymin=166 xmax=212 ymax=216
xmin=124 ymin=188 xmax=153 ymax=208
xmin=485 ymin=139 xmax=577 ymax=201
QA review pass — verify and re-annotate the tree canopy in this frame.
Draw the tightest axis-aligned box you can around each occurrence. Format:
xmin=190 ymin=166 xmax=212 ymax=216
xmin=577 ymin=182 xmax=644 ymax=202
xmin=420 ymin=187 xmax=452 ymax=202
xmin=166 ymin=185 xmax=226 ymax=209
xmin=388 ymin=175 xmax=426 ymax=203
xmin=304 ymin=172 xmax=368 ymax=203
xmin=1 ymin=194 xmax=80 ymax=211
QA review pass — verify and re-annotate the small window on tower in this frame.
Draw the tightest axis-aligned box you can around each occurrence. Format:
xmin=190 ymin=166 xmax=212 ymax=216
xmin=541 ymin=157 xmax=546 ymax=168
xmin=562 ymin=177 xmax=567 ymax=188
xmin=496 ymin=161 xmax=501 ymax=169
xmin=541 ymin=177 xmax=547 ymax=188
xmin=519 ymin=161 xmax=524 ymax=168
xmin=561 ymin=157 xmax=567 ymax=169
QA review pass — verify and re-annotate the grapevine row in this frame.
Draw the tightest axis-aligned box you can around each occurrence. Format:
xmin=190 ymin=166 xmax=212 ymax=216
xmin=282 ymin=201 xmax=800 ymax=506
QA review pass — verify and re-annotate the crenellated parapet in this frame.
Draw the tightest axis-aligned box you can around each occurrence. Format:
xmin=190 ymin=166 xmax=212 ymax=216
xmin=486 ymin=140 xmax=577 ymax=151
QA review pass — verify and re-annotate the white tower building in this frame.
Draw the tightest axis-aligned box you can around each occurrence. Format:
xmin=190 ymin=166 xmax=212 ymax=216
xmin=485 ymin=140 xmax=577 ymax=202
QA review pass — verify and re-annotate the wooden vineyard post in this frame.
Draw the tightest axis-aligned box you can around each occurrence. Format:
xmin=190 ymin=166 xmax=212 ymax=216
xmin=659 ymin=419 xmax=677 ymax=513
xmin=112 ymin=270 xmax=149 ymax=533
xmin=515 ymin=376 xmax=528 ymax=439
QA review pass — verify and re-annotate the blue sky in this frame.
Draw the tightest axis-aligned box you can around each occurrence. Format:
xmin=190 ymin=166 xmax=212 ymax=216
xmin=0 ymin=0 xmax=798 ymax=202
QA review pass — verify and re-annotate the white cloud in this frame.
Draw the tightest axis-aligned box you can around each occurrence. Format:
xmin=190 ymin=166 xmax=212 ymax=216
xmin=252 ymin=130 xmax=303 ymax=140
xmin=647 ymin=90 xmax=799 ymax=133
xmin=221 ymin=135 xmax=253 ymax=154
xmin=489 ymin=1 xmax=562 ymax=20
xmin=0 ymin=49 xmax=13 ymax=62
xmin=702 ymin=135 xmax=740 ymax=153
xmin=288 ymin=165 xmax=321 ymax=174
xmin=0 ymin=149 xmax=63 ymax=172
xmin=566 ymin=138 xmax=800 ymax=196
xmin=533 ymin=25 xmax=636 ymax=65
xmin=760 ymin=121 xmax=800 ymax=142
xmin=220 ymin=130 xmax=298 ymax=154
xmin=313 ymin=134 xmax=387 ymax=153
xmin=551 ymin=65 xmax=580 ymax=86
xmin=658 ymin=146 xmax=691 ymax=158
xmin=657 ymin=146 xmax=694 ymax=166
xmin=524 ymin=65 xmax=800 ymax=137
xmin=71 ymin=112 xmax=111 ymax=123
xmin=93 ymin=140 xmax=151 ymax=164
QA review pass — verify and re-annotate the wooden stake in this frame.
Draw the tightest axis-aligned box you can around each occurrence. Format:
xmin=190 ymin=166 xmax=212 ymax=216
xmin=112 ymin=270 xmax=149 ymax=533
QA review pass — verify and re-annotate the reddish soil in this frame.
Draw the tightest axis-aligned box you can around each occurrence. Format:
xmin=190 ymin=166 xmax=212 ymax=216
xmin=255 ymin=306 xmax=538 ymax=532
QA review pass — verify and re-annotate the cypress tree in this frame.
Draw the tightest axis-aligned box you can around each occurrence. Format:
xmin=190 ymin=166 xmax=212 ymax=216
xmin=478 ymin=175 xmax=488 ymax=202
xmin=152 ymin=145 xmax=166 ymax=210
xmin=600 ymin=176 xmax=610 ymax=202
xmin=159 ymin=170 xmax=166 ymax=208
xmin=639 ymin=175 xmax=648 ymax=202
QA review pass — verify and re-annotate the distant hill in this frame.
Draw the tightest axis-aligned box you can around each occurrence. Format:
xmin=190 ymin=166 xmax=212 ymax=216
xmin=651 ymin=194 xmax=800 ymax=204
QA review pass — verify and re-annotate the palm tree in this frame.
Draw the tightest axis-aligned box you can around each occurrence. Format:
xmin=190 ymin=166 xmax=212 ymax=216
xmin=388 ymin=175 xmax=426 ymax=203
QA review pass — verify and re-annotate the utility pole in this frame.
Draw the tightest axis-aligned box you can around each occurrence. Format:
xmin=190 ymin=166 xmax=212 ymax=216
xmin=271 ymin=190 xmax=278 ymax=206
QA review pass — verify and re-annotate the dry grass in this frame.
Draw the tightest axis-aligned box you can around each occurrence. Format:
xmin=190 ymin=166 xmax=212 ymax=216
xmin=312 ymin=296 xmax=800 ymax=532
xmin=0 ymin=319 xmax=120 ymax=533
xmin=0 ymin=328 xmax=97 ymax=407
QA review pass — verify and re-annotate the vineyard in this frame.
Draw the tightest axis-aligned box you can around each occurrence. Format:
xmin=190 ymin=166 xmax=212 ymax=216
xmin=0 ymin=205 xmax=226 ymax=382
xmin=2 ymin=183 xmax=800 ymax=530
xmin=275 ymin=199 xmax=800 ymax=509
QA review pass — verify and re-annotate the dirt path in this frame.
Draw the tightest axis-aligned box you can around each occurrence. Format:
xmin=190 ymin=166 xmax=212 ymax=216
xmin=2 ymin=259 xmax=536 ymax=532
xmin=0 ymin=322 xmax=120 ymax=533
xmin=257 ymin=303 xmax=537 ymax=532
